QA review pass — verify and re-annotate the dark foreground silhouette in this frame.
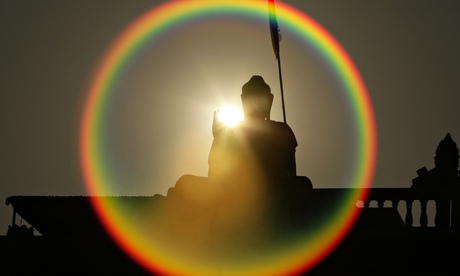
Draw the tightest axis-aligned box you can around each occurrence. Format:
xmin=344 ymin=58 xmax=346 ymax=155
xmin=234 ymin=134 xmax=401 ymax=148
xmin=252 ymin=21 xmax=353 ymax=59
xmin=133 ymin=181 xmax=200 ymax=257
xmin=3 ymin=79 xmax=460 ymax=274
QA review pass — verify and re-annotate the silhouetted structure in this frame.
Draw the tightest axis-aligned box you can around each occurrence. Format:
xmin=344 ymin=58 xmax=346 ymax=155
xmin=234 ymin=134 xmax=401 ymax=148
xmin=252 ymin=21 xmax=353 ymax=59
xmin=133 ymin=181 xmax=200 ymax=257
xmin=2 ymin=131 xmax=460 ymax=274
xmin=207 ymin=76 xmax=312 ymax=226
xmin=412 ymin=133 xmax=460 ymax=228
xmin=150 ymin=76 xmax=313 ymax=267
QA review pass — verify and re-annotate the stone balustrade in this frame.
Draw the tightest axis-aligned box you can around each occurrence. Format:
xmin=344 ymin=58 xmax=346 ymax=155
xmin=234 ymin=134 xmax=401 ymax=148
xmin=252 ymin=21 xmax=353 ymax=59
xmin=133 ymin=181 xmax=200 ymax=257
xmin=313 ymin=188 xmax=460 ymax=228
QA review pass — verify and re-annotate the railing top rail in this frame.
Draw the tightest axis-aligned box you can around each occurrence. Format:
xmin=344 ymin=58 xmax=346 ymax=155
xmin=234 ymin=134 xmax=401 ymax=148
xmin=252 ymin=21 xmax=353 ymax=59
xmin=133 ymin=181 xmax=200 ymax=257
xmin=312 ymin=188 xmax=460 ymax=201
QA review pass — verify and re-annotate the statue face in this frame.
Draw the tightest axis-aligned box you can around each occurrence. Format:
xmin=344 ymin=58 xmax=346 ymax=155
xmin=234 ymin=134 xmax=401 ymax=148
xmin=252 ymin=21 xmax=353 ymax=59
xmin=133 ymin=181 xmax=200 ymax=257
xmin=241 ymin=93 xmax=273 ymax=120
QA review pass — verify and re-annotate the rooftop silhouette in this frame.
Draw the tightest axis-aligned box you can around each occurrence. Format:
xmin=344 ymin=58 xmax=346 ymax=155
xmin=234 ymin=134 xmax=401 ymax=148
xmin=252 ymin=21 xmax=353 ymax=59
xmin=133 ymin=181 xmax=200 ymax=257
xmin=2 ymin=79 xmax=460 ymax=274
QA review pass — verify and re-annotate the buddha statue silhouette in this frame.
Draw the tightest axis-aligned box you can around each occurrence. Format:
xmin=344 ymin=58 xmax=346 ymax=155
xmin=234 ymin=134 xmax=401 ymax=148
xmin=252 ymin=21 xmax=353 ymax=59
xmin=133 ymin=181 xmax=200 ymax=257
xmin=155 ymin=76 xmax=312 ymax=264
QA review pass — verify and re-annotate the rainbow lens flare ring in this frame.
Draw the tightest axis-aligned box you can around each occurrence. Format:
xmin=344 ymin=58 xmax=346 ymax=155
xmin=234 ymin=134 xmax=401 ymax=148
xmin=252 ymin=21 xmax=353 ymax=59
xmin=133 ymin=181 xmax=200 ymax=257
xmin=79 ymin=1 xmax=377 ymax=275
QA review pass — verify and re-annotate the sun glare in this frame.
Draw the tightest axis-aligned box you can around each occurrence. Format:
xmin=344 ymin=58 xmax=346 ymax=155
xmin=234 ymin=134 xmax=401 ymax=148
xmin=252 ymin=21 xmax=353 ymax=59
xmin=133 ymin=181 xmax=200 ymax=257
xmin=217 ymin=105 xmax=243 ymax=127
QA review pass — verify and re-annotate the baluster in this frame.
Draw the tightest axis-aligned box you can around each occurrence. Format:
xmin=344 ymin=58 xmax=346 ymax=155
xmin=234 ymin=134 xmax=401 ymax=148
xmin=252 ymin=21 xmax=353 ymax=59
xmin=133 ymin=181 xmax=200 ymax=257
xmin=391 ymin=199 xmax=399 ymax=220
xmin=405 ymin=199 xmax=413 ymax=227
xmin=420 ymin=199 xmax=428 ymax=227
xmin=435 ymin=199 xmax=450 ymax=228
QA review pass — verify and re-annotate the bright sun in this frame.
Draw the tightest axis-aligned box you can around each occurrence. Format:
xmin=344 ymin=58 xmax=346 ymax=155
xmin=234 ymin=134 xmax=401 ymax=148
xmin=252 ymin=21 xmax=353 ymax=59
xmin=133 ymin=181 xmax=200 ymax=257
xmin=217 ymin=105 xmax=243 ymax=127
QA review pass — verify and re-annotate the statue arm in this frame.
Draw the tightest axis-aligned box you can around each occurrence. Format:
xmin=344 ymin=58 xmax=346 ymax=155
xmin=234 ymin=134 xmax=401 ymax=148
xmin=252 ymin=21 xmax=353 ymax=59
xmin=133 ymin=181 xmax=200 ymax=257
xmin=284 ymin=123 xmax=298 ymax=179
xmin=212 ymin=110 xmax=225 ymax=137
xmin=288 ymin=150 xmax=297 ymax=178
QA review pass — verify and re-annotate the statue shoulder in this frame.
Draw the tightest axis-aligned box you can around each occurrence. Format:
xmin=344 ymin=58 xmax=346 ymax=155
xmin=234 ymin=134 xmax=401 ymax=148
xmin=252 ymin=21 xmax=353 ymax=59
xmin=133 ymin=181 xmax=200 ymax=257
xmin=267 ymin=120 xmax=297 ymax=146
xmin=268 ymin=120 xmax=294 ymax=132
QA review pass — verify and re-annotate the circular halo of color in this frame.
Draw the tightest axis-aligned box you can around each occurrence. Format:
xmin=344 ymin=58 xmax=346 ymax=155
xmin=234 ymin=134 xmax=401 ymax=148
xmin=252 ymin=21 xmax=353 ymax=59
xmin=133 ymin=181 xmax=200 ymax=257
xmin=79 ymin=1 xmax=377 ymax=276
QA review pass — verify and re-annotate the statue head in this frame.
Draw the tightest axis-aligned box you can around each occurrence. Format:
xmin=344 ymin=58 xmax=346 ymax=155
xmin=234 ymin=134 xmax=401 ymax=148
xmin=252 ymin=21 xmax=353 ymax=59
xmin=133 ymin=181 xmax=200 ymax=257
xmin=435 ymin=133 xmax=460 ymax=173
xmin=241 ymin=76 xmax=274 ymax=121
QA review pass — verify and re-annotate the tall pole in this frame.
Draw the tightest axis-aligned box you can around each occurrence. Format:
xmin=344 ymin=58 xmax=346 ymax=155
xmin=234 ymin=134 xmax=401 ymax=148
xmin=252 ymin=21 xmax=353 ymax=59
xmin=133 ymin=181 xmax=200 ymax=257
xmin=268 ymin=0 xmax=287 ymax=123
xmin=277 ymin=49 xmax=287 ymax=124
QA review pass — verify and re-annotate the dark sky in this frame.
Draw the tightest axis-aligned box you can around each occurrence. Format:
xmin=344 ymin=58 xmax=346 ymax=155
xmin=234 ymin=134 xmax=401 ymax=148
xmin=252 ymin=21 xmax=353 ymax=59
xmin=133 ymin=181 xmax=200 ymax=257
xmin=1 ymin=0 xmax=459 ymax=234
